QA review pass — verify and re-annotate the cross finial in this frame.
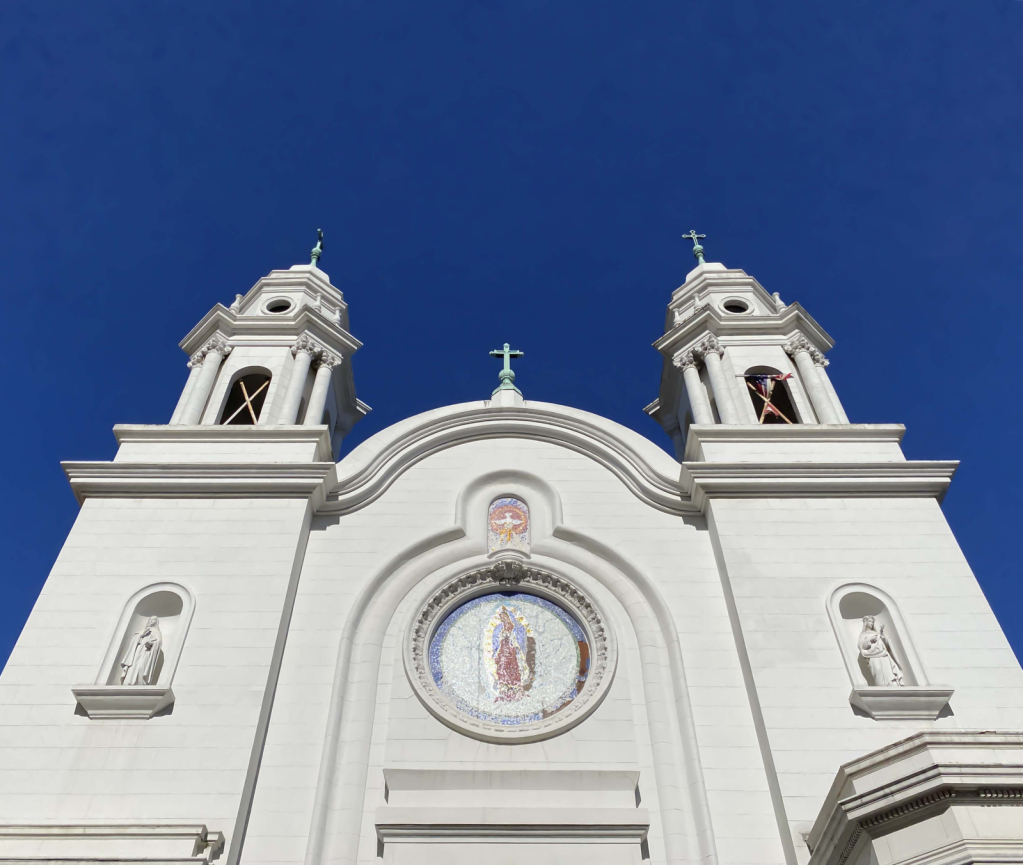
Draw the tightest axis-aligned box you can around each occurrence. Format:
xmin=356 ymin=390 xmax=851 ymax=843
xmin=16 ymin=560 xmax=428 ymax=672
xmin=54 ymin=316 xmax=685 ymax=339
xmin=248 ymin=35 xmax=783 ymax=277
xmin=310 ymin=229 xmax=324 ymax=267
xmin=489 ymin=342 xmax=524 ymax=395
xmin=682 ymin=229 xmax=707 ymax=265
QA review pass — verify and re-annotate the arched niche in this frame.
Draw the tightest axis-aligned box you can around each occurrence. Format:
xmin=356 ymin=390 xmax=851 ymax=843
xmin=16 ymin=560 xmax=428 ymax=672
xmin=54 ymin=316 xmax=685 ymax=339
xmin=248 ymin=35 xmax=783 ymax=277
xmin=72 ymin=582 xmax=195 ymax=719
xmin=830 ymin=585 xmax=919 ymax=686
xmin=827 ymin=583 xmax=952 ymax=720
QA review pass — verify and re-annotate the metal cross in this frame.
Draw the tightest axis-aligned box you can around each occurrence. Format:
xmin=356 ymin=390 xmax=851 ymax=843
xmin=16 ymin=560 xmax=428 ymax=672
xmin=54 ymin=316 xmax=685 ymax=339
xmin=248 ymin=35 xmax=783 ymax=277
xmin=310 ymin=228 xmax=324 ymax=267
xmin=682 ymin=229 xmax=706 ymax=265
xmin=489 ymin=342 xmax=524 ymax=393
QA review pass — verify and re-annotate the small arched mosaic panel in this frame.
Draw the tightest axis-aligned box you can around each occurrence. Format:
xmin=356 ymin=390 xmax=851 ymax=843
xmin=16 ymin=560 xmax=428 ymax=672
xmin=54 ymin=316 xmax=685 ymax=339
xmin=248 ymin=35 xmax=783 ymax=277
xmin=488 ymin=497 xmax=530 ymax=555
xmin=429 ymin=592 xmax=589 ymax=726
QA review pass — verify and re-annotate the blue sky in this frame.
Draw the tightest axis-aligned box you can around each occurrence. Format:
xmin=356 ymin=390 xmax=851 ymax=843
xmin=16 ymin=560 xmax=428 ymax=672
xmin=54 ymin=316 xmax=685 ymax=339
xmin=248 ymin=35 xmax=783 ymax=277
xmin=2 ymin=1 xmax=1022 ymax=668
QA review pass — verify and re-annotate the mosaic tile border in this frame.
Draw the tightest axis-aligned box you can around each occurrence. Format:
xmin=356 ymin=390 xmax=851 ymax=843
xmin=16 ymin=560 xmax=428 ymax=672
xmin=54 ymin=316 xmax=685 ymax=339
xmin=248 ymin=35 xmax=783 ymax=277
xmin=404 ymin=560 xmax=617 ymax=743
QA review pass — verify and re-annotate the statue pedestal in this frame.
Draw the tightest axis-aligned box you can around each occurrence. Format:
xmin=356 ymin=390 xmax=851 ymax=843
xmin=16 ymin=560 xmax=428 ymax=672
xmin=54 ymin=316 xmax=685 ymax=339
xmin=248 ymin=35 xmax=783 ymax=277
xmin=848 ymin=686 xmax=953 ymax=720
xmin=71 ymin=684 xmax=175 ymax=719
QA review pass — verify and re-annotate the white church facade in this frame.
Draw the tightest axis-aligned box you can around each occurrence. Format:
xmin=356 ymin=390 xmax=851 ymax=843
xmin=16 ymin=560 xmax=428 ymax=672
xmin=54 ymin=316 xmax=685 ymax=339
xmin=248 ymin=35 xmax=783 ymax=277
xmin=2 ymin=240 xmax=1023 ymax=865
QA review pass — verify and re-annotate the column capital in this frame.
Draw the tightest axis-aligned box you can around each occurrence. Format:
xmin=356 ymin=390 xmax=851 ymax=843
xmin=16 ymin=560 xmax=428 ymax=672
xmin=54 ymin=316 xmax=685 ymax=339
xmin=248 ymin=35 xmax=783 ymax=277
xmin=292 ymin=333 xmax=326 ymax=359
xmin=693 ymin=335 xmax=723 ymax=360
xmin=672 ymin=350 xmax=699 ymax=372
xmin=316 ymin=349 xmax=343 ymax=370
xmin=785 ymin=335 xmax=826 ymax=365
xmin=784 ymin=335 xmax=813 ymax=357
xmin=188 ymin=336 xmax=232 ymax=368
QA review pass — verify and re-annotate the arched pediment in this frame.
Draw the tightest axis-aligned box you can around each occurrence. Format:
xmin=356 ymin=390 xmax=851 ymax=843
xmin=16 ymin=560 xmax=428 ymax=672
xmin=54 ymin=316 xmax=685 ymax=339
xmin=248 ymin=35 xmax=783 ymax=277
xmin=322 ymin=400 xmax=696 ymax=516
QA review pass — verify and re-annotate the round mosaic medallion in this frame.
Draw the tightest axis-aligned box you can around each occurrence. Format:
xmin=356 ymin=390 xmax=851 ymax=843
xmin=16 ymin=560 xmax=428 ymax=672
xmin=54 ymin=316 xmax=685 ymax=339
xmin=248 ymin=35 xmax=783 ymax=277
xmin=405 ymin=564 xmax=616 ymax=742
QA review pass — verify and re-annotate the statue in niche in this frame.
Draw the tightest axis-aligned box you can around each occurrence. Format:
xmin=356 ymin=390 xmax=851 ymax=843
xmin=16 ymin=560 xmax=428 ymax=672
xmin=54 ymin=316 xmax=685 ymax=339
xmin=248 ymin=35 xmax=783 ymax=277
xmin=857 ymin=616 xmax=904 ymax=687
xmin=120 ymin=616 xmax=163 ymax=686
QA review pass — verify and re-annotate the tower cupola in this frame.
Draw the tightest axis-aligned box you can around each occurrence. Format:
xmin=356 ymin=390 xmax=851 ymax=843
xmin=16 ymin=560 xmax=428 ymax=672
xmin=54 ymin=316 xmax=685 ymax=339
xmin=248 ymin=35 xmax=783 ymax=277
xmin=168 ymin=236 xmax=369 ymax=457
xmin=646 ymin=237 xmax=848 ymax=459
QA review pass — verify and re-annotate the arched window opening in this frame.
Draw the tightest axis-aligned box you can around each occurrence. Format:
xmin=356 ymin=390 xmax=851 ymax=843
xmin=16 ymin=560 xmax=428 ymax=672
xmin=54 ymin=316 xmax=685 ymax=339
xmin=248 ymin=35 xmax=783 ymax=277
xmin=742 ymin=365 xmax=798 ymax=424
xmin=220 ymin=372 xmax=271 ymax=425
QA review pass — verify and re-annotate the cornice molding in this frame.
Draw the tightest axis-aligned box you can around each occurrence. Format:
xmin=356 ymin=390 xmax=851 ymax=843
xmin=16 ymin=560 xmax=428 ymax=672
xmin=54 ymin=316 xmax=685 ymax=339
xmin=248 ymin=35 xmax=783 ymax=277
xmin=112 ymin=424 xmax=335 ymax=461
xmin=0 ymin=824 xmax=224 ymax=863
xmin=808 ymin=732 xmax=1023 ymax=865
xmin=323 ymin=404 xmax=697 ymax=516
xmin=76 ymin=415 xmax=955 ymax=513
xmin=653 ymin=302 xmax=834 ymax=358
xmin=682 ymin=460 xmax=958 ymax=508
xmin=374 ymin=807 xmax=650 ymax=841
xmin=810 ymin=736 xmax=1023 ymax=865
xmin=62 ymin=461 xmax=337 ymax=504
xmin=682 ymin=423 xmax=908 ymax=461
xmin=179 ymin=306 xmax=362 ymax=360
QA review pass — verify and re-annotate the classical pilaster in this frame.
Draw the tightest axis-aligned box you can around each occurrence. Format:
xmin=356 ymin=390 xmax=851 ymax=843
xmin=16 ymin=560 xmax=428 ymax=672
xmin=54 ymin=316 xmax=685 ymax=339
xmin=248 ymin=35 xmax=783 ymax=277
xmin=278 ymin=335 xmax=319 ymax=425
xmin=813 ymin=356 xmax=850 ymax=424
xmin=169 ymin=363 xmax=204 ymax=425
xmin=176 ymin=337 xmax=232 ymax=425
xmin=673 ymin=351 xmax=715 ymax=425
xmin=694 ymin=337 xmax=740 ymax=425
xmin=303 ymin=350 xmax=342 ymax=426
xmin=786 ymin=336 xmax=839 ymax=424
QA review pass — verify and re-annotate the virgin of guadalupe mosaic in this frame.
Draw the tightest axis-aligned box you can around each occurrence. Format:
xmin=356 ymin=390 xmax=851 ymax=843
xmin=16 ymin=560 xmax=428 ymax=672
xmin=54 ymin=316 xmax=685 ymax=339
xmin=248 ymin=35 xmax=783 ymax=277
xmin=428 ymin=592 xmax=589 ymax=726
xmin=488 ymin=498 xmax=530 ymax=555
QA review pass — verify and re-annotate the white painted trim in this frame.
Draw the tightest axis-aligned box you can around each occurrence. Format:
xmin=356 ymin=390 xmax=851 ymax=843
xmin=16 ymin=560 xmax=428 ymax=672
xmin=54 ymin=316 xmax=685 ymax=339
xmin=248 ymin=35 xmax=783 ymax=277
xmin=374 ymin=806 xmax=650 ymax=842
xmin=847 ymin=686 xmax=953 ymax=720
xmin=113 ymin=423 xmax=334 ymax=459
xmin=683 ymin=423 xmax=905 ymax=459
xmin=0 ymin=823 xmax=224 ymax=862
xmin=62 ymin=461 xmax=337 ymax=504
xmin=323 ymin=402 xmax=694 ymax=516
xmin=808 ymin=732 xmax=1023 ymax=865
xmin=682 ymin=460 xmax=957 ymax=508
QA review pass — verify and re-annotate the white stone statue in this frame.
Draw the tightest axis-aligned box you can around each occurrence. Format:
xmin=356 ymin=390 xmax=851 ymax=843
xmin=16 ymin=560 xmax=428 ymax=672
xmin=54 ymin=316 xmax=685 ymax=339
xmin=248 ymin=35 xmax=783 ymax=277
xmin=857 ymin=616 xmax=904 ymax=687
xmin=120 ymin=616 xmax=163 ymax=686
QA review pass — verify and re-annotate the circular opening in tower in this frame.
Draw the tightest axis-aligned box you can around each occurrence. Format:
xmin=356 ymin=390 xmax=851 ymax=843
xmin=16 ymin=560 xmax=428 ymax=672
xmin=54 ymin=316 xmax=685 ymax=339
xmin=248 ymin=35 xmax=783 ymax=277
xmin=265 ymin=298 xmax=293 ymax=314
xmin=723 ymin=299 xmax=750 ymax=314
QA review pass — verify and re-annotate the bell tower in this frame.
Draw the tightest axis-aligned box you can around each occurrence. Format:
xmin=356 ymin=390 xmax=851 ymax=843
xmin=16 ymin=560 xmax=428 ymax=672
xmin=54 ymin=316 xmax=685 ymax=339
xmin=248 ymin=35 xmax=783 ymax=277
xmin=167 ymin=232 xmax=369 ymax=457
xmin=646 ymin=233 xmax=848 ymax=459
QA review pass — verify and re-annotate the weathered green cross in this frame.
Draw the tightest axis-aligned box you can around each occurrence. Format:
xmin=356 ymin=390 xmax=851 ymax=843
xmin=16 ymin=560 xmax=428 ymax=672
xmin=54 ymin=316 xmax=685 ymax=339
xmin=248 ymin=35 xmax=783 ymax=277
xmin=490 ymin=342 xmax=524 ymax=394
xmin=682 ymin=229 xmax=706 ymax=264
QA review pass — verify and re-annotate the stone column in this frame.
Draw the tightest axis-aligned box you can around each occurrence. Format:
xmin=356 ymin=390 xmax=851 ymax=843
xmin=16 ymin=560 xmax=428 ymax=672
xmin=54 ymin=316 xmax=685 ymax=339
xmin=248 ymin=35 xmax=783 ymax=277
xmin=177 ymin=339 xmax=231 ymax=425
xmin=279 ymin=337 xmax=317 ymax=425
xmin=696 ymin=337 xmax=740 ymax=425
xmin=786 ymin=336 xmax=839 ymax=424
xmin=303 ymin=352 xmax=341 ymax=426
xmin=816 ymin=360 xmax=850 ymax=424
xmin=673 ymin=351 xmax=715 ymax=424
xmin=170 ymin=363 xmax=203 ymax=425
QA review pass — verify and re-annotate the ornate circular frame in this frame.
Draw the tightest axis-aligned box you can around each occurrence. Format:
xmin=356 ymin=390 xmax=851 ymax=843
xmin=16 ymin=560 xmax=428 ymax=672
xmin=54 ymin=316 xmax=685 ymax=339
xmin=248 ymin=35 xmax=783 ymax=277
xmin=403 ymin=560 xmax=618 ymax=743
